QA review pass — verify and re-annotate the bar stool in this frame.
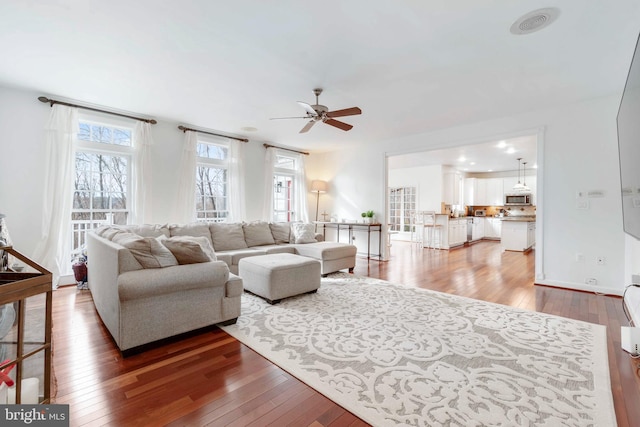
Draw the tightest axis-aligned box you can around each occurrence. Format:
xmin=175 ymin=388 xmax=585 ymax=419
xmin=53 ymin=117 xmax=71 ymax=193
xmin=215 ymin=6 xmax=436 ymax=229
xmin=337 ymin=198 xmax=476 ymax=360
xmin=410 ymin=212 xmax=424 ymax=248
xmin=423 ymin=211 xmax=442 ymax=249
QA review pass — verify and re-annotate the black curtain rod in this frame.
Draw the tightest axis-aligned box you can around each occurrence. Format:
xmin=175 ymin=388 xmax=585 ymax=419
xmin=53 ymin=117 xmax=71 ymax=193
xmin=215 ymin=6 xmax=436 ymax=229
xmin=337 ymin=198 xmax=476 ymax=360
xmin=178 ymin=125 xmax=249 ymax=143
xmin=38 ymin=96 xmax=157 ymax=124
xmin=263 ymin=143 xmax=309 ymax=156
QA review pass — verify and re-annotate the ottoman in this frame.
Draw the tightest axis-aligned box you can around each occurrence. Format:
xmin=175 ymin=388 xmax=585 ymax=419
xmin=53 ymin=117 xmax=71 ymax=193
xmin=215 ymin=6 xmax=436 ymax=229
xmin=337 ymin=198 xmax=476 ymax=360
xmin=238 ymin=253 xmax=321 ymax=304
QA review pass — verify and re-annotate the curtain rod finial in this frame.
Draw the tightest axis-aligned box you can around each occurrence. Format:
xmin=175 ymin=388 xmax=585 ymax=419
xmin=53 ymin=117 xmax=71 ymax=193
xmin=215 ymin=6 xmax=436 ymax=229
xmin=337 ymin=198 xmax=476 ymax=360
xmin=38 ymin=96 xmax=52 ymax=105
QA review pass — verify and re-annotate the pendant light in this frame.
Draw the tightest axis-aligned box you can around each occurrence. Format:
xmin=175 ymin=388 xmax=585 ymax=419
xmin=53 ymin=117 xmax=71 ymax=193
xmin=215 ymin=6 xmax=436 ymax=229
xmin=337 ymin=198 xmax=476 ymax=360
xmin=522 ymin=161 xmax=531 ymax=192
xmin=513 ymin=158 xmax=525 ymax=191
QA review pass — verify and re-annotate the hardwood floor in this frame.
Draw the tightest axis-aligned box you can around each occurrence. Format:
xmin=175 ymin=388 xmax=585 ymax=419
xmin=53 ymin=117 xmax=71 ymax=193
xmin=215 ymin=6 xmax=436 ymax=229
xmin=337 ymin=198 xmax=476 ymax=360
xmin=52 ymin=240 xmax=640 ymax=426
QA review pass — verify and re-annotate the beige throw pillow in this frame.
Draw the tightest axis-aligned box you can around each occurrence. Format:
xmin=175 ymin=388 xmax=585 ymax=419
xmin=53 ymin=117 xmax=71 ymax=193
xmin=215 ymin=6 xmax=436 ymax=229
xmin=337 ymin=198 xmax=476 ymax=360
xmin=269 ymin=222 xmax=292 ymax=244
xmin=243 ymin=221 xmax=275 ymax=247
xmin=159 ymin=235 xmax=217 ymax=264
xmin=112 ymin=232 xmax=178 ymax=268
xmin=291 ymin=223 xmax=317 ymax=244
xmin=209 ymin=223 xmax=248 ymax=251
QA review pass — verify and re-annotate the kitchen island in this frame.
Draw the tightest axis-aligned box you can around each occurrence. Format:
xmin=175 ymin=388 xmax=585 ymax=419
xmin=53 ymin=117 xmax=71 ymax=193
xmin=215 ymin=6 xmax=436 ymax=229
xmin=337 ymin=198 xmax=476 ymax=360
xmin=501 ymin=216 xmax=536 ymax=252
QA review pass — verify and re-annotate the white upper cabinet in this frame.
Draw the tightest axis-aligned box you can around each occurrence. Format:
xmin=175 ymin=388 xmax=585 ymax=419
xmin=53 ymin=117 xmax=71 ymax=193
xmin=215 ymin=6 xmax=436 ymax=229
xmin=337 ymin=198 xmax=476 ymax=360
xmin=443 ymin=172 xmax=462 ymax=205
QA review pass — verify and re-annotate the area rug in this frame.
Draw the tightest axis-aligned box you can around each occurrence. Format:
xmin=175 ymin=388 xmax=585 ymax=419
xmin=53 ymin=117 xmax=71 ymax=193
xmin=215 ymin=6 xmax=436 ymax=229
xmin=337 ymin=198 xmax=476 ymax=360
xmin=220 ymin=273 xmax=616 ymax=426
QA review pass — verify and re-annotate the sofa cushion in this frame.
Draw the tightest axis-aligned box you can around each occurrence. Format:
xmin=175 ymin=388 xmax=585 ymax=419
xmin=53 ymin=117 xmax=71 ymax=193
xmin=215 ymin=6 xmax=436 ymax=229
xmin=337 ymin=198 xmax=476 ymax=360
xmin=243 ymin=221 xmax=275 ymax=247
xmin=269 ymin=222 xmax=292 ymax=244
xmin=169 ymin=222 xmax=213 ymax=246
xmin=253 ymin=244 xmax=296 ymax=255
xmin=111 ymin=232 xmax=179 ymax=268
xmin=291 ymin=223 xmax=318 ymax=244
xmin=159 ymin=235 xmax=217 ymax=264
xmin=95 ymin=225 xmax=129 ymax=240
xmin=294 ymin=241 xmax=357 ymax=261
xmin=126 ymin=224 xmax=170 ymax=238
xmin=210 ymin=223 xmax=248 ymax=251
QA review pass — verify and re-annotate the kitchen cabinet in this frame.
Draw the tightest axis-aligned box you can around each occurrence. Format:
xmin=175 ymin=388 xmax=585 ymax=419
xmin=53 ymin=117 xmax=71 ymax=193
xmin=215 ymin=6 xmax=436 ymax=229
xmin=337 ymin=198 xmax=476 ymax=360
xmin=484 ymin=218 xmax=502 ymax=240
xmin=471 ymin=217 xmax=484 ymax=241
xmin=447 ymin=219 xmax=466 ymax=247
xmin=443 ymin=172 xmax=462 ymax=205
xmin=501 ymin=220 xmax=535 ymax=251
xmin=464 ymin=178 xmax=476 ymax=206
xmin=472 ymin=178 xmax=503 ymax=206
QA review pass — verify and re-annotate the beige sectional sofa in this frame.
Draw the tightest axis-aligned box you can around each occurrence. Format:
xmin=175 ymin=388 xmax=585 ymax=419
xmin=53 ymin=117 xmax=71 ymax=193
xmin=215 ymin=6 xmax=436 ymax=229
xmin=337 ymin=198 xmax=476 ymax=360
xmin=87 ymin=221 xmax=356 ymax=353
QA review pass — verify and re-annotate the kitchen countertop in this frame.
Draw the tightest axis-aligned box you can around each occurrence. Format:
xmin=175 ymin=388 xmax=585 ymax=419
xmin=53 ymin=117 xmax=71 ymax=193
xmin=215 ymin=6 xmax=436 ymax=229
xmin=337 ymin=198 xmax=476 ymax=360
xmin=501 ymin=216 xmax=536 ymax=222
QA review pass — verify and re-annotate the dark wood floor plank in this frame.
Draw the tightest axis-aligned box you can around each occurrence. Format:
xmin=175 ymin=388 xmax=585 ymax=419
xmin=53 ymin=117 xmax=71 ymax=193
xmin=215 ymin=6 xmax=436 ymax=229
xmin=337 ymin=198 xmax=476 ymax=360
xmin=51 ymin=240 xmax=640 ymax=426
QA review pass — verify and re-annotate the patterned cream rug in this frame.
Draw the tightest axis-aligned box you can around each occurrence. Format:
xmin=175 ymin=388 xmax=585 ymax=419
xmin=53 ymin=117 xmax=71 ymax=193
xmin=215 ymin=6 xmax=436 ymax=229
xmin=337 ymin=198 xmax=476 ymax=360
xmin=220 ymin=273 xmax=616 ymax=427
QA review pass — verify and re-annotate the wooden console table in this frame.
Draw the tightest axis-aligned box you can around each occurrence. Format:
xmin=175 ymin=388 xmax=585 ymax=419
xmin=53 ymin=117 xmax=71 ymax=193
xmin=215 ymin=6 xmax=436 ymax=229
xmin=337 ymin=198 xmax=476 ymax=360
xmin=316 ymin=222 xmax=383 ymax=260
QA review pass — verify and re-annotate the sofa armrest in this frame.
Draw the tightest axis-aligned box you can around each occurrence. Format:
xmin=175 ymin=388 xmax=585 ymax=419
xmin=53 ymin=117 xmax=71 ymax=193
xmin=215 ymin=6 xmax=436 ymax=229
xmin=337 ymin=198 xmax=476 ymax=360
xmin=118 ymin=261 xmax=230 ymax=301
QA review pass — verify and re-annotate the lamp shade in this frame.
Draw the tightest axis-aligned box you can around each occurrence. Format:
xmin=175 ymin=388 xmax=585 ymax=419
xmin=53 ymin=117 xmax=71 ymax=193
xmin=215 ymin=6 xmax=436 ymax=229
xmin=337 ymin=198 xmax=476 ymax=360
xmin=310 ymin=180 xmax=328 ymax=193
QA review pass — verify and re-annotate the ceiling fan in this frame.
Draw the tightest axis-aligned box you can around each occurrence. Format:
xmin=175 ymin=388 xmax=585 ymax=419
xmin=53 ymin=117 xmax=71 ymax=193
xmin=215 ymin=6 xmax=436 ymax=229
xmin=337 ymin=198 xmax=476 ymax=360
xmin=271 ymin=88 xmax=362 ymax=133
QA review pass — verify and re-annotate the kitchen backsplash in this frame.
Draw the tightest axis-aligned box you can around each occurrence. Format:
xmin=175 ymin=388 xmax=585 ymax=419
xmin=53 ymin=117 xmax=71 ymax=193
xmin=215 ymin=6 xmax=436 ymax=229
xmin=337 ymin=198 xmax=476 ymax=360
xmin=469 ymin=205 xmax=536 ymax=217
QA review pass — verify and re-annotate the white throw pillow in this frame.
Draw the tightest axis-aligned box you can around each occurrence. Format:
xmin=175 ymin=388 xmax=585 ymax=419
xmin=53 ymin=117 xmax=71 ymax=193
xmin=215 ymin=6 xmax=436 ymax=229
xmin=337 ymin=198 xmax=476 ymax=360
xmin=291 ymin=223 xmax=317 ymax=244
xmin=112 ymin=232 xmax=179 ymax=268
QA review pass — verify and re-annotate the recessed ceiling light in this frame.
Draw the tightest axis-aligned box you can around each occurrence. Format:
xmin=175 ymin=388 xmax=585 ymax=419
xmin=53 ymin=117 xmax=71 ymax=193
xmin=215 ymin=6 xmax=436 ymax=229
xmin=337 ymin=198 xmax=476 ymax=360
xmin=506 ymin=148 xmax=516 ymax=154
xmin=510 ymin=8 xmax=560 ymax=35
xmin=241 ymin=126 xmax=258 ymax=132
xmin=458 ymin=156 xmax=466 ymax=162
xmin=470 ymin=162 xmax=476 ymax=166
xmin=496 ymin=141 xmax=507 ymax=148
xmin=488 ymin=169 xmax=493 ymax=172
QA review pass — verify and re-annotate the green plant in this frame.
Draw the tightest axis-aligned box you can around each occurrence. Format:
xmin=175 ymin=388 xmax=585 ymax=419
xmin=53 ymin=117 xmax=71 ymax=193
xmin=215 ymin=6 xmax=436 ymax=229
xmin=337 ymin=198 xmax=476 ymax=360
xmin=361 ymin=212 xmax=367 ymax=218
xmin=366 ymin=210 xmax=374 ymax=218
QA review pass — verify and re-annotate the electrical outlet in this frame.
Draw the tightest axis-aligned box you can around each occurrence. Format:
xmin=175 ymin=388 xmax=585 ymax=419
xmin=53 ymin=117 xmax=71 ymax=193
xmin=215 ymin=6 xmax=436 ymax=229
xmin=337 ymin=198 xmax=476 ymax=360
xmin=585 ymin=278 xmax=597 ymax=286
xmin=596 ymin=256 xmax=606 ymax=265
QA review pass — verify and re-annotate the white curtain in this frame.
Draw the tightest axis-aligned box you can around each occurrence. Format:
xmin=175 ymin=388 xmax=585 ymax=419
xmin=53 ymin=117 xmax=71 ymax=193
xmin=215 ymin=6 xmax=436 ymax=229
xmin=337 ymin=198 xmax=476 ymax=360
xmin=130 ymin=121 xmax=153 ymax=224
xmin=228 ymin=140 xmax=246 ymax=222
xmin=261 ymin=147 xmax=276 ymax=221
xmin=33 ymin=104 xmax=78 ymax=286
xmin=174 ymin=131 xmax=198 ymax=223
xmin=293 ymin=152 xmax=310 ymax=223
xmin=261 ymin=148 xmax=310 ymax=223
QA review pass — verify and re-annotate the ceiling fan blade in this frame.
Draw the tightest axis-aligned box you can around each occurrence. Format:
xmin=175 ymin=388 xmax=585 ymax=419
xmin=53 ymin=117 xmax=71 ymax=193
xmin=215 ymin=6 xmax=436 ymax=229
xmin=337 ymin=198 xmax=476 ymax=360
xmin=326 ymin=107 xmax=362 ymax=118
xmin=299 ymin=120 xmax=317 ymax=133
xmin=270 ymin=116 xmax=309 ymax=120
xmin=324 ymin=118 xmax=353 ymax=131
xmin=297 ymin=101 xmax=318 ymax=117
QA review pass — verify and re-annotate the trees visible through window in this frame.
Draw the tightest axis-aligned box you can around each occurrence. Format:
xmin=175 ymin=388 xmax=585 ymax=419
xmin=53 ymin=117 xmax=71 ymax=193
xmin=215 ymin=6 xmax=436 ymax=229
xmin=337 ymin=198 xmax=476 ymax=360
xmin=72 ymin=119 xmax=134 ymax=250
xmin=196 ymin=139 xmax=229 ymax=222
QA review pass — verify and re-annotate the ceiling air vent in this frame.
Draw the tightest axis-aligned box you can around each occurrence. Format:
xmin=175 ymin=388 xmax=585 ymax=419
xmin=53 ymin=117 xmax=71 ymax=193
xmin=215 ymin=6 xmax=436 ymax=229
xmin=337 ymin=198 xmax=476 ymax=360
xmin=510 ymin=8 xmax=560 ymax=35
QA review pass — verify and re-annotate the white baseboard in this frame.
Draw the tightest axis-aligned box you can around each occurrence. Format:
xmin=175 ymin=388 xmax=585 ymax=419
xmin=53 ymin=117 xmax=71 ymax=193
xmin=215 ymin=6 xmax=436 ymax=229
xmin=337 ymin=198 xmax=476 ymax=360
xmin=535 ymin=279 xmax=623 ymax=297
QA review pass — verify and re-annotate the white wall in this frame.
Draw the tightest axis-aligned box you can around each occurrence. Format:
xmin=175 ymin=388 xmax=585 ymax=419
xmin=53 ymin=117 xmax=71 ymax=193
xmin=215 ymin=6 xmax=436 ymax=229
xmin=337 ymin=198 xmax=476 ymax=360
xmin=0 ymin=84 xmax=284 ymax=259
xmin=0 ymin=84 xmax=630 ymax=296
xmin=312 ymin=95 xmax=627 ymax=295
xmin=389 ymin=165 xmax=443 ymax=212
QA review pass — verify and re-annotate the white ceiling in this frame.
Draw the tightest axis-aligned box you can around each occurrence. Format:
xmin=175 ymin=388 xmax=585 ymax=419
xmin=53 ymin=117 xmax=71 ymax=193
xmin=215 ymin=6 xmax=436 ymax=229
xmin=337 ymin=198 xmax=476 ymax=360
xmin=388 ymin=134 xmax=537 ymax=173
xmin=0 ymin=1 xmax=638 ymax=153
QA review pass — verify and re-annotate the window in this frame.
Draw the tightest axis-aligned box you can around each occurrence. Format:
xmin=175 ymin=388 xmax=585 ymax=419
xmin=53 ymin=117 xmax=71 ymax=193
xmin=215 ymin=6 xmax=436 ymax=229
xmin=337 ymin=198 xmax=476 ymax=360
xmin=72 ymin=116 xmax=134 ymax=250
xmin=388 ymin=187 xmax=416 ymax=233
xmin=195 ymin=137 xmax=229 ymax=222
xmin=272 ymin=154 xmax=297 ymax=222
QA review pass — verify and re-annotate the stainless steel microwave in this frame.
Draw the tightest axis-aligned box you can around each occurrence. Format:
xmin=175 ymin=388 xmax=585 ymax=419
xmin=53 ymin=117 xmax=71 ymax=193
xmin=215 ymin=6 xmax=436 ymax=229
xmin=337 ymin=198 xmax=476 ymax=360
xmin=504 ymin=193 xmax=532 ymax=206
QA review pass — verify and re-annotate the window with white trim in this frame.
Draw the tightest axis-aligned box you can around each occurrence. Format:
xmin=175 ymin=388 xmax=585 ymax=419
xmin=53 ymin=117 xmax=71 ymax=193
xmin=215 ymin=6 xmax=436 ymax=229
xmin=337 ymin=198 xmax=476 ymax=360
xmin=272 ymin=154 xmax=297 ymax=222
xmin=196 ymin=136 xmax=229 ymax=223
xmin=72 ymin=115 xmax=135 ymax=250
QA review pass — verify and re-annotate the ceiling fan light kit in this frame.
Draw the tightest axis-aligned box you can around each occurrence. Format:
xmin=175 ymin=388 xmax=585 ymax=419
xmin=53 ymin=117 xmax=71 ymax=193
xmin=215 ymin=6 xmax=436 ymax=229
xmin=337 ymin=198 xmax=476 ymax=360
xmin=271 ymin=88 xmax=361 ymax=133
